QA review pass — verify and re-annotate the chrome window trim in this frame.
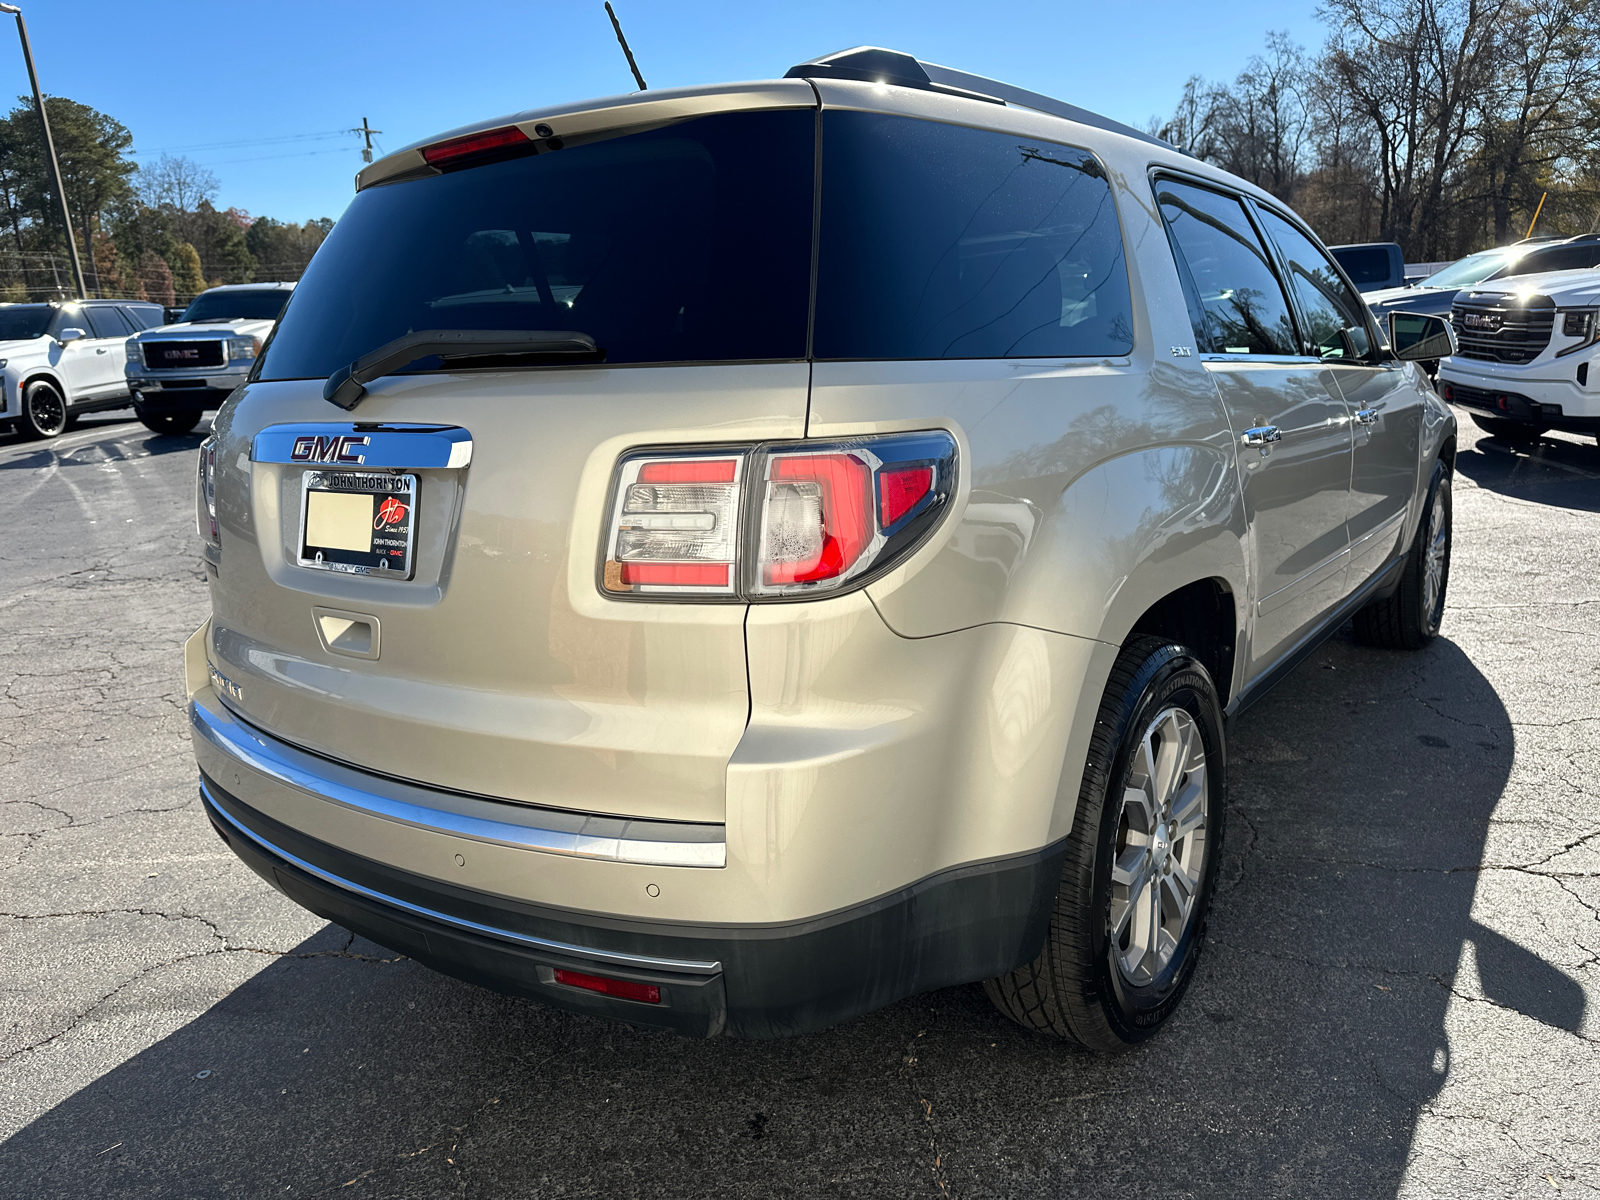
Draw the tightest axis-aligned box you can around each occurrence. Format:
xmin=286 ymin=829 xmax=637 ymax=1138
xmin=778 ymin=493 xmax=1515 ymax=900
xmin=201 ymin=780 xmax=722 ymax=977
xmin=189 ymin=698 xmax=727 ymax=869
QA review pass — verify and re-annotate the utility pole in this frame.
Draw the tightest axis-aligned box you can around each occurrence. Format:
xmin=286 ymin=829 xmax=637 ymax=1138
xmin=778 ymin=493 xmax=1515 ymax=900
xmin=351 ymin=117 xmax=381 ymax=164
xmin=0 ymin=4 xmax=86 ymax=299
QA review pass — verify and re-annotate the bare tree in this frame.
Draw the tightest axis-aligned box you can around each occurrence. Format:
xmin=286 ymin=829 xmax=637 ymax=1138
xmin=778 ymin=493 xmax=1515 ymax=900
xmin=136 ymin=154 xmax=218 ymax=215
xmin=1319 ymin=0 xmax=1511 ymax=257
xmin=1472 ymin=0 xmax=1600 ymax=241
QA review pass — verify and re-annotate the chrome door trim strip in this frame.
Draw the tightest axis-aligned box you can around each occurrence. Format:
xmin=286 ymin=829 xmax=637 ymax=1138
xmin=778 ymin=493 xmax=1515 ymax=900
xmin=201 ymin=781 xmax=722 ymax=977
xmin=1349 ymin=506 xmax=1407 ymax=553
xmin=189 ymin=698 xmax=727 ymax=869
xmin=1256 ymin=546 xmax=1350 ymax=618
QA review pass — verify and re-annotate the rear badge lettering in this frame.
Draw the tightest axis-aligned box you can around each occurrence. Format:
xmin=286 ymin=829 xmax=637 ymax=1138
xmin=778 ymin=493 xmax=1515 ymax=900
xmin=291 ymin=434 xmax=370 ymax=465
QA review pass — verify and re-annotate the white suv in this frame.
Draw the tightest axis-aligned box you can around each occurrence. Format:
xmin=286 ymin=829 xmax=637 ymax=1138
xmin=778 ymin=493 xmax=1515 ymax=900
xmin=0 ymin=299 xmax=164 ymax=439
xmin=1436 ymin=268 xmax=1600 ymax=444
xmin=125 ymin=282 xmax=294 ymax=435
xmin=184 ymin=47 xmax=1456 ymax=1047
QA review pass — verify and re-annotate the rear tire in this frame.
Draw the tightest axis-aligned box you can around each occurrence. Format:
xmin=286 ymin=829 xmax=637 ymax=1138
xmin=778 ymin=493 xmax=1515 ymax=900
xmin=18 ymin=380 xmax=67 ymax=439
xmin=1352 ymin=457 xmax=1452 ymax=650
xmin=135 ymin=407 xmax=201 ymax=436
xmin=1470 ymin=414 xmax=1544 ymax=443
xmin=984 ymin=636 xmax=1225 ymax=1052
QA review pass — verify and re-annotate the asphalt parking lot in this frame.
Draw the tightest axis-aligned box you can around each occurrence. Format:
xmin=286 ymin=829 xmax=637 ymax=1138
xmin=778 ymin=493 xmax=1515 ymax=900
xmin=0 ymin=409 xmax=1596 ymax=1199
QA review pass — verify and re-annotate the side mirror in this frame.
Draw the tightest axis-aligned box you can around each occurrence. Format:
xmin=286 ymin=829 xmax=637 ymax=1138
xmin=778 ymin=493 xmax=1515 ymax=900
xmin=1387 ymin=312 xmax=1456 ymax=361
xmin=56 ymin=327 xmax=86 ymax=346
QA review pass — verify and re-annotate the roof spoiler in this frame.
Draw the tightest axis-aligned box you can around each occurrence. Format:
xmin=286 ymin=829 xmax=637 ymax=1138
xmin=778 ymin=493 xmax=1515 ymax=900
xmin=784 ymin=46 xmax=1174 ymax=151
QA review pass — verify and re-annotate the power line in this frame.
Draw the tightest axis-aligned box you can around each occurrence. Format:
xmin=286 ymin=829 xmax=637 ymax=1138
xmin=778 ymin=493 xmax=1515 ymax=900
xmin=131 ymin=130 xmax=353 ymax=156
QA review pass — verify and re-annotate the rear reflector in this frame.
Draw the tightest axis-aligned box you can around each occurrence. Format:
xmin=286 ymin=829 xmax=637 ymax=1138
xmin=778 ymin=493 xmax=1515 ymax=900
xmin=422 ymin=125 xmax=531 ymax=166
xmin=552 ymin=968 xmax=662 ymax=1004
xmin=878 ymin=466 xmax=933 ymax=527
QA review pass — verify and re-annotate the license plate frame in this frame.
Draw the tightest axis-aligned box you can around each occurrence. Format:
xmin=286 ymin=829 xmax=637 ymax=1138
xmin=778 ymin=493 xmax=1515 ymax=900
xmin=296 ymin=470 xmax=418 ymax=579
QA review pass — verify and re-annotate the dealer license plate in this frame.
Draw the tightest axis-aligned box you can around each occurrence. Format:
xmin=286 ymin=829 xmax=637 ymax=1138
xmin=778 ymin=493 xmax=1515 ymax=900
xmin=297 ymin=471 xmax=417 ymax=578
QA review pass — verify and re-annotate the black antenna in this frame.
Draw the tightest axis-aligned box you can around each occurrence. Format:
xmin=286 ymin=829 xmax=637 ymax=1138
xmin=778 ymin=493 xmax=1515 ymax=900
xmin=604 ymin=2 xmax=647 ymax=91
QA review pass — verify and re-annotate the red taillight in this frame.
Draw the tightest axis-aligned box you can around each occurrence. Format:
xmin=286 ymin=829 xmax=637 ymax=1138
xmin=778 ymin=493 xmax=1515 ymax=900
xmin=552 ymin=968 xmax=661 ymax=1004
xmin=603 ymin=453 xmax=743 ymax=596
xmin=878 ymin=466 xmax=933 ymax=527
xmin=601 ymin=433 xmax=957 ymax=601
xmin=620 ymin=563 xmax=728 ymax=587
xmin=761 ymin=453 xmax=872 ymax=585
xmin=637 ymin=459 xmax=737 ymax=484
xmin=421 ymin=125 xmax=531 ymax=166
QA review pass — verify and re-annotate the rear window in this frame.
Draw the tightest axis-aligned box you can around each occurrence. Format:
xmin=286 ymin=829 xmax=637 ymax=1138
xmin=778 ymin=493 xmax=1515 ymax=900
xmin=1330 ymin=246 xmax=1393 ymax=286
xmin=813 ymin=112 xmax=1133 ymax=360
xmin=258 ymin=110 xmax=816 ymax=379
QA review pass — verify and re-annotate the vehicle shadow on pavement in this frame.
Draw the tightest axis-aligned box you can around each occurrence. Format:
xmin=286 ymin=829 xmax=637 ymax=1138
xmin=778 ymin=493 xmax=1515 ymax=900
xmin=1453 ymin=425 xmax=1600 ymax=511
xmin=0 ymin=630 xmax=1567 ymax=1198
xmin=0 ymin=423 xmax=208 ymax=469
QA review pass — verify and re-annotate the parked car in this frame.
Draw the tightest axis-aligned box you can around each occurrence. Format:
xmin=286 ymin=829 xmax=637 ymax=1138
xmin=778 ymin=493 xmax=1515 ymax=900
xmin=1437 ymin=267 xmax=1600 ymax=444
xmin=184 ymin=46 xmax=1457 ymax=1048
xmin=0 ymin=299 xmax=164 ymax=439
xmin=125 ymin=282 xmax=294 ymax=435
xmin=1330 ymin=242 xmax=1406 ymax=292
xmin=1365 ymin=234 xmax=1600 ymax=326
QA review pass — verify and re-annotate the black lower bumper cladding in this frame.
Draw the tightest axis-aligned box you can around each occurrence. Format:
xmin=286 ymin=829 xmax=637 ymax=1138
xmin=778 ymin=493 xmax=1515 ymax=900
xmin=1443 ymin=381 xmax=1600 ymax=434
xmin=200 ymin=774 xmax=1063 ymax=1039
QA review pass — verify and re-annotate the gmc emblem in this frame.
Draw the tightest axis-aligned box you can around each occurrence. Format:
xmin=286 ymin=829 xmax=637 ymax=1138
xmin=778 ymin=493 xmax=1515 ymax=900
xmin=1462 ymin=312 xmax=1501 ymax=332
xmin=290 ymin=434 xmax=370 ymax=464
xmin=161 ymin=348 xmax=200 ymax=361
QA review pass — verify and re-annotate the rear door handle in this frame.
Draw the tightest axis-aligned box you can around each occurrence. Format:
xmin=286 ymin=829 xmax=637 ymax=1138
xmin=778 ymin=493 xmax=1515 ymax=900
xmin=95 ymin=347 xmax=108 ymax=354
xmin=1355 ymin=408 xmax=1379 ymax=425
xmin=1241 ymin=425 xmax=1282 ymax=447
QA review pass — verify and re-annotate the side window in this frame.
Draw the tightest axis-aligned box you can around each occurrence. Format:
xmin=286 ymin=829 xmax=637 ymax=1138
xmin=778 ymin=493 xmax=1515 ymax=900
xmin=84 ymin=306 xmax=133 ymax=338
xmin=814 ymin=112 xmax=1134 ymax=359
xmin=1257 ymin=210 xmax=1372 ymax=360
xmin=1154 ymin=178 xmax=1298 ymax=356
xmin=120 ymin=304 xmax=162 ymax=330
xmin=1516 ymin=245 xmax=1600 ymax=275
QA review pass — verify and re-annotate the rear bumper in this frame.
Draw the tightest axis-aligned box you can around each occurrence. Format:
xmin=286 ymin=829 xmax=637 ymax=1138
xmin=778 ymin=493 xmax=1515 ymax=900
xmin=191 ymin=696 xmax=1064 ymax=1038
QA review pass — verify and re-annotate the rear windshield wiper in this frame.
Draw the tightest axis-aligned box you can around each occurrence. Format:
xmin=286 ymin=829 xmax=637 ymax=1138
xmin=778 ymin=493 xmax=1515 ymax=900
xmin=323 ymin=329 xmax=603 ymax=410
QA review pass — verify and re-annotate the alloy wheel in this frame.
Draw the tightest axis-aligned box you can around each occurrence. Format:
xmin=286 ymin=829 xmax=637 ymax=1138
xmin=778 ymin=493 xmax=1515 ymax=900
xmin=1109 ymin=705 xmax=1209 ymax=986
xmin=1422 ymin=485 xmax=1449 ymax=626
xmin=26 ymin=385 xmax=65 ymax=438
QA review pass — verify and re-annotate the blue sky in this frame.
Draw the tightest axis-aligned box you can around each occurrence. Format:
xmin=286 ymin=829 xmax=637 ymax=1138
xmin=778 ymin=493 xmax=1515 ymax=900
xmin=14 ymin=0 xmax=1326 ymax=225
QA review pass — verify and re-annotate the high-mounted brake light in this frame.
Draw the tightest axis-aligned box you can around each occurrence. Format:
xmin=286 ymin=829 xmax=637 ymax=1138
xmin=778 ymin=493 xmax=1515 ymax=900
xmin=601 ymin=432 xmax=957 ymax=601
xmin=421 ymin=125 xmax=531 ymax=166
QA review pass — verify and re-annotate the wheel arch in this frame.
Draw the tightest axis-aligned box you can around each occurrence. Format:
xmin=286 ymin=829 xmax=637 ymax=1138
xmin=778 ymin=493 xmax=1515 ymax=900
xmin=19 ymin=368 xmax=70 ymax=404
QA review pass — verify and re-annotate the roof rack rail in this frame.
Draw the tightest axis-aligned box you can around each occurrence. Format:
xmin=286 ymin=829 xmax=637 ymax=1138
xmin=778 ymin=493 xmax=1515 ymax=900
xmin=784 ymin=46 xmax=1174 ymax=151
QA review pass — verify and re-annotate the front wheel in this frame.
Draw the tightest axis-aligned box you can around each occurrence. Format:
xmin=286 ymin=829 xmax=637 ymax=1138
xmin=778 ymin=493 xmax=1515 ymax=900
xmin=984 ymin=636 xmax=1225 ymax=1052
xmin=19 ymin=380 xmax=67 ymax=439
xmin=135 ymin=407 xmax=201 ymax=436
xmin=1352 ymin=457 xmax=1451 ymax=650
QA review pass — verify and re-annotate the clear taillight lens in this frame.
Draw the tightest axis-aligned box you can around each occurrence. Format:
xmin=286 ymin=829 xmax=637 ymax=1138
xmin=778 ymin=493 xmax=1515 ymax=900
xmin=196 ymin=437 xmax=218 ymax=544
xmin=601 ymin=431 xmax=956 ymax=601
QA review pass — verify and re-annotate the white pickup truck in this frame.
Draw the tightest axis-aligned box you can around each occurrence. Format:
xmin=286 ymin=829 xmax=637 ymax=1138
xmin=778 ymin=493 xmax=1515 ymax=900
xmin=0 ymin=299 xmax=165 ymax=439
xmin=125 ymin=282 xmax=294 ymax=434
xmin=1437 ymin=268 xmax=1600 ymax=444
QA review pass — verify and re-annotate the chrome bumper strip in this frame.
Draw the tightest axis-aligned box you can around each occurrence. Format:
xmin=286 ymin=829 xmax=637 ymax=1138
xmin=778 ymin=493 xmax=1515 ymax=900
xmin=202 ymin=780 xmax=722 ymax=976
xmin=188 ymin=699 xmax=726 ymax=869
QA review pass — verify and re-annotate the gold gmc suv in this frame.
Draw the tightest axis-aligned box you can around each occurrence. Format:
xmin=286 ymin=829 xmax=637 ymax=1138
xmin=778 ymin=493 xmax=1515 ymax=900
xmin=184 ymin=48 xmax=1458 ymax=1048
